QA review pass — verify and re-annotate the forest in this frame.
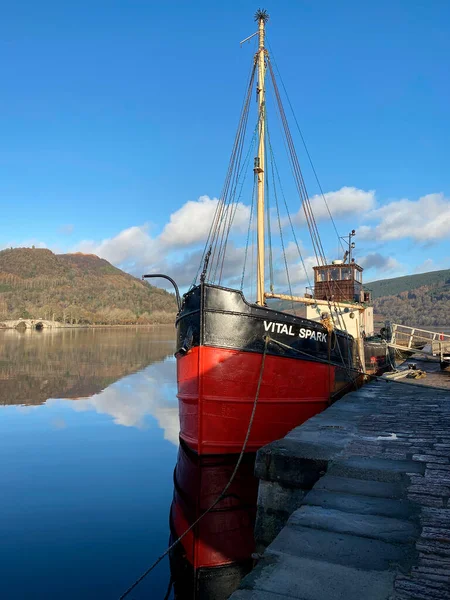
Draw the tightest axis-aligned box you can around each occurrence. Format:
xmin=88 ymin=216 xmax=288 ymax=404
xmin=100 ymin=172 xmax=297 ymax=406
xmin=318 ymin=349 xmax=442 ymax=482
xmin=372 ymin=282 xmax=450 ymax=327
xmin=0 ymin=248 xmax=178 ymax=325
xmin=368 ymin=268 xmax=450 ymax=299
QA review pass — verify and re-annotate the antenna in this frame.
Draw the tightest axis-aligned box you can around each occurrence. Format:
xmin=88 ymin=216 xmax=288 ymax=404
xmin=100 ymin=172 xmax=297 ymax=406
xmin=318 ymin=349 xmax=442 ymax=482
xmin=340 ymin=230 xmax=356 ymax=263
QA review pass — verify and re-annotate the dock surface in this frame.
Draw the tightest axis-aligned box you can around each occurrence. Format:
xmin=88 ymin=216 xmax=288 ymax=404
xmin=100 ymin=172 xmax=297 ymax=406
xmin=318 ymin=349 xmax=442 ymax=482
xmin=230 ymin=369 xmax=450 ymax=600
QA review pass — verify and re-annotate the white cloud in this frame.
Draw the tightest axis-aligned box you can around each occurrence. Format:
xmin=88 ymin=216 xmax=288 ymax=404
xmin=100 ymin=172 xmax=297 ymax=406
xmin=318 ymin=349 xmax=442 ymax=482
xmin=292 ymin=187 xmax=375 ymax=225
xmin=159 ymin=195 xmax=250 ymax=248
xmin=359 ymin=193 xmax=450 ymax=242
xmin=159 ymin=195 xmax=219 ymax=247
xmin=77 ymin=224 xmax=159 ymax=273
xmin=65 ymin=187 xmax=448 ymax=292
xmin=273 ymin=254 xmax=317 ymax=293
xmin=74 ymin=195 xmax=251 ymax=279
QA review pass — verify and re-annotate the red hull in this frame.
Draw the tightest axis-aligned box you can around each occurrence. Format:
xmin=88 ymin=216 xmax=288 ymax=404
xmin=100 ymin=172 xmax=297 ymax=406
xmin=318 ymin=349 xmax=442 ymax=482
xmin=177 ymin=345 xmax=334 ymax=455
xmin=170 ymin=444 xmax=257 ymax=569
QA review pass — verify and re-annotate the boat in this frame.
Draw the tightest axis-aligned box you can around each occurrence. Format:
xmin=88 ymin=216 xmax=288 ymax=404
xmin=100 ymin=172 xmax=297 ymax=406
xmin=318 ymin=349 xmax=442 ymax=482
xmin=145 ymin=10 xmax=391 ymax=456
xmin=169 ymin=440 xmax=258 ymax=599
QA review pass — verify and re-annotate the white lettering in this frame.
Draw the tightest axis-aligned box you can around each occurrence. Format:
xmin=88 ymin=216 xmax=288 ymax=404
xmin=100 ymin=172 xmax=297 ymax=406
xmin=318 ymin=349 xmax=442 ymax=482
xmin=263 ymin=321 xmax=273 ymax=332
xmin=265 ymin=322 xmax=327 ymax=343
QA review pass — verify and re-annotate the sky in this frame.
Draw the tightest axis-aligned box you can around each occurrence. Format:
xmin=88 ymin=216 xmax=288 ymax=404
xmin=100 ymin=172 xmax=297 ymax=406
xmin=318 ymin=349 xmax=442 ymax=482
xmin=1 ymin=0 xmax=449 ymax=294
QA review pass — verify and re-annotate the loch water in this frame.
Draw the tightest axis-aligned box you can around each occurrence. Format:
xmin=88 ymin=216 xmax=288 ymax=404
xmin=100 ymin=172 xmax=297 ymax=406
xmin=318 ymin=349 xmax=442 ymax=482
xmin=0 ymin=327 xmax=179 ymax=599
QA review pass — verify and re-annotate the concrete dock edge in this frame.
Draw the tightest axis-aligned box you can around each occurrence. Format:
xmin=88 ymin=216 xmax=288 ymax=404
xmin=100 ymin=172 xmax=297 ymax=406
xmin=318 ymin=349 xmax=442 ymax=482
xmin=229 ymin=379 xmax=450 ymax=600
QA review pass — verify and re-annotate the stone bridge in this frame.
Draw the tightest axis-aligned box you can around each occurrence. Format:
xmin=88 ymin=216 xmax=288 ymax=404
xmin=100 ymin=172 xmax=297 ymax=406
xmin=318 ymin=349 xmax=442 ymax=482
xmin=0 ymin=319 xmax=63 ymax=330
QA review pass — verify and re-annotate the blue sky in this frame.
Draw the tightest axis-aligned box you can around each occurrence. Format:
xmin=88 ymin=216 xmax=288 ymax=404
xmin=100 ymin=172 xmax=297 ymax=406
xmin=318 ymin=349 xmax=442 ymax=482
xmin=1 ymin=0 xmax=449 ymax=292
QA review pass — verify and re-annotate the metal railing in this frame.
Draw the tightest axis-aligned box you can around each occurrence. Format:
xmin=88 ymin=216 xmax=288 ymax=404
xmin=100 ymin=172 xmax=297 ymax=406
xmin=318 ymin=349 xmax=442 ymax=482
xmin=389 ymin=323 xmax=450 ymax=357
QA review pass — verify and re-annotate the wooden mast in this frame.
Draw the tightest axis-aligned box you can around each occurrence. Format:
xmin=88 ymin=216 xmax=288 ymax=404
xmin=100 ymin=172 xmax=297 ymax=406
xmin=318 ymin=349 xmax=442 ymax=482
xmin=255 ymin=9 xmax=268 ymax=305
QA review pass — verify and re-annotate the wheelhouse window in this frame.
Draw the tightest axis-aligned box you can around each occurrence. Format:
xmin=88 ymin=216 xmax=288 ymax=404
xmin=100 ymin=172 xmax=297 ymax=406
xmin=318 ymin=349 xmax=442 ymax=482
xmin=330 ymin=268 xmax=340 ymax=281
xmin=341 ymin=267 xmax=352 ymax=280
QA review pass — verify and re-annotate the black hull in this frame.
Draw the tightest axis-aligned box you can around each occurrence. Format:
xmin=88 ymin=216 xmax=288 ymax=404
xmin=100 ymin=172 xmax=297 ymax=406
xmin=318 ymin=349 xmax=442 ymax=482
xmin=363 ymin=340 xmax=396 ymax=375
xmin=176 ymin=283 xmax=357 ymax=371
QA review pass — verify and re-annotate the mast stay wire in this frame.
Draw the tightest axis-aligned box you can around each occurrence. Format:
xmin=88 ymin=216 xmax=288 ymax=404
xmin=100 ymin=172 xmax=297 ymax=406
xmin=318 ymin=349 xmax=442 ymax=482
xmin=218 ymin=122 xmax=258 ymax=285
xmin=193 ymin=59 xmax=257 ymax=287
xmin=266 ymin=44 xmax=362 ymax=369
xmin=265 ymin=116 xmax=294 ymax=311
xmin=213 ymin=73 xmax=255 ymax=282
xmin=265 ymin=148 xmax=275 ymax=294
xmin=267 ymin=39 xmax=345 ymax=254
xmin=268 ymin=58 xmax=355 ymax=331
xmin=265 ymin=60 xmax=351 ymax=326
xmin=118 ymin=338 xmax=270 ymax=600
xmin=240 ymin=174 xmax=257 ymax=291
xmin=265 ymin=115 xmax=313 ymax=294
xmin=210 ymin=62 xmax=256 ymax=282
xmin=266 ymin=55 xmax=362 ymax=378
xmin=267 ymin=58 xmax=327 ymax=272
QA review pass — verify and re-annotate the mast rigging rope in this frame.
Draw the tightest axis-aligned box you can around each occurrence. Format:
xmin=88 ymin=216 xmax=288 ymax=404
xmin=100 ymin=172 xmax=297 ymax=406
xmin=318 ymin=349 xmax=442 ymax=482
xmin=267 ymin=40 xmax=345 ymax=254
xmin=118 ymin=337 xmax=270 ymax=600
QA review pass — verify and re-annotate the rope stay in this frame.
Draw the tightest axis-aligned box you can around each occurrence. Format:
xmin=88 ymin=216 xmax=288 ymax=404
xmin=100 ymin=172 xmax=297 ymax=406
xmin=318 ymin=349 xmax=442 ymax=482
xmin=267 ymin=132 xmax=312 ymax=294
xmin=267 ymin=57 xmax=326 ymax=269
xmin=265 ymin=118 xmax=294 ymax=312
xmin=266 ymin=57 xmax=351 ymax=340
xmin=265 ymin=144 xmax=274 ymax=294
xmin=118 ymin=337 xmax=270 ymax=600
xmin=267 ymin=41 xmax=345 ymax=254
xmin=219 ymin=122 xmax=258 ymax=285
xmin=240 ymin=173 xmax=257 ymax=291
xmin=208 ymin=61 xmax=257 ymax=284
xmin=192 ymin=60 xmax=257 ymax=289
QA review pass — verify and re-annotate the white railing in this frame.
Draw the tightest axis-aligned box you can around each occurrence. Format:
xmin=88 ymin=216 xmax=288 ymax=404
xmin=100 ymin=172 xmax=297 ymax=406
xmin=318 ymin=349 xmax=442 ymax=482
xmin=389 ymin=323 xmax=450 ymax=356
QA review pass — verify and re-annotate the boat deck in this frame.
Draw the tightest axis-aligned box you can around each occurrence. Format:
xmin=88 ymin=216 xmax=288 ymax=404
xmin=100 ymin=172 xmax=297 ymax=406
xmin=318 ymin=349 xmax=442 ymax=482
xmin=230 ymin=360 xmax=450 ymax=600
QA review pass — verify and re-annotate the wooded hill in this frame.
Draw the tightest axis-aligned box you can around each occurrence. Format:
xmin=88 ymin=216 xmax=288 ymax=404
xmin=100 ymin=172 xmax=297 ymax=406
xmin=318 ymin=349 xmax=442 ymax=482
xmin=0 ymin=248 xmax=177 ymax=325
xmin=367 ymin=269 xmax=450 ymax=299
xmin=367 ymin=269 xmax=450 ymax=327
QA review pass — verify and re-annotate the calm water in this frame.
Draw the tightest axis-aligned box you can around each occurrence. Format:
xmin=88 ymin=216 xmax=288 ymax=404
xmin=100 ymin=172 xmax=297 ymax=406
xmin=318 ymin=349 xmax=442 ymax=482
xmin=0 ymin=327 xmax=178 ymax=599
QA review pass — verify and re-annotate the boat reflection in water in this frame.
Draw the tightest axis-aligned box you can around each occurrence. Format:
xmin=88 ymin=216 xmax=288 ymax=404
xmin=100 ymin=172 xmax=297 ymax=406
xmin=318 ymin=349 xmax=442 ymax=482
xmin=169 ymin=440 xmax=258 ymax=599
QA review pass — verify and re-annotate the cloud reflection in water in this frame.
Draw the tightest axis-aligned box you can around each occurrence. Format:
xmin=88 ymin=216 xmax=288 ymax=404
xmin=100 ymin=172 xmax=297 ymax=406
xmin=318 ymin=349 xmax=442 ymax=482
xmin=48 ymin=357 xmax=180 ymax=445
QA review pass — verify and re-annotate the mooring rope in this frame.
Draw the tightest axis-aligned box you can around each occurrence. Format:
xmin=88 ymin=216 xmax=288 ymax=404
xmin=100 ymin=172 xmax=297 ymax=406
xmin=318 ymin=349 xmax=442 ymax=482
xmin=267 ymin=337 xmax=450 ymax=395
xmin=118 ymin=337 xmax=270 ymax=600
xmin=119 ymin=335 xmax=445 ymax=599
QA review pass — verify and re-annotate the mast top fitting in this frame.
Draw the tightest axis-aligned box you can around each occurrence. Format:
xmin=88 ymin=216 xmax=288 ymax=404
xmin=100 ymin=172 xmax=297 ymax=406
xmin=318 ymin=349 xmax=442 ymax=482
xmin=254 ymin=9 xmax=269 ymax=23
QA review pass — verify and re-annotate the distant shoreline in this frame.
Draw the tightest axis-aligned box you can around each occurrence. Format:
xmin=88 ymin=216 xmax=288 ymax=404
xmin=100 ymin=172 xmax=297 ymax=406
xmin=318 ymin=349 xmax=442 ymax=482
xmin=0 ymin=322 xmax=176 ymax=331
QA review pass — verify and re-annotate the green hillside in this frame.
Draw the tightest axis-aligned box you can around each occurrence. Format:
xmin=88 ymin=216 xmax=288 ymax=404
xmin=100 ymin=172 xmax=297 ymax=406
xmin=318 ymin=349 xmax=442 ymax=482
xmin=366 ymin=269 xmax=450 ymax=299
xmin=0 ymin=248 xmax=177 ymax=325
xmin=366 ymin=269 xmax=450 ymax=327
